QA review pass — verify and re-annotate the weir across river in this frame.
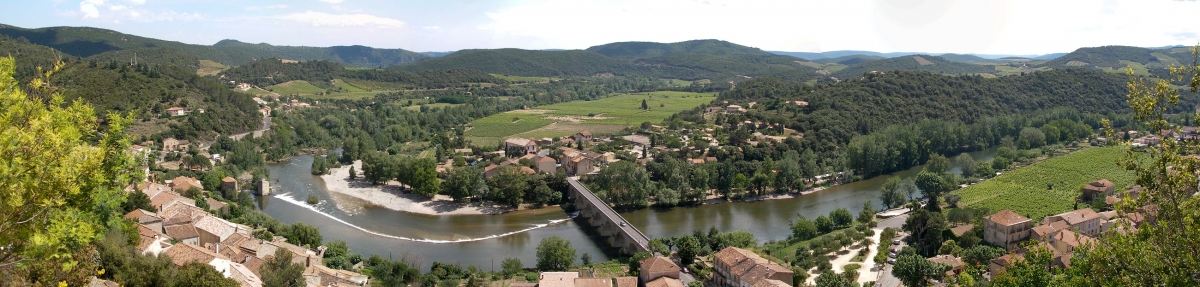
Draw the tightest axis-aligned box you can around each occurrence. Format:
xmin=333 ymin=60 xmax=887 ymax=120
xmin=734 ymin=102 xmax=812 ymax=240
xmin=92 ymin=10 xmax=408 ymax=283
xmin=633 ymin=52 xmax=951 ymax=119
xmin=566 ymin=177 xmax=650 ymax=254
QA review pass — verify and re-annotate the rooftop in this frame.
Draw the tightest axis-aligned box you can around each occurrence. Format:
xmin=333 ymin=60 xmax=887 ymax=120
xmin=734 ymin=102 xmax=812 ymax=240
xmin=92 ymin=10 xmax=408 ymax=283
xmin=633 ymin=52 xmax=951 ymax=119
xmin=986 ymin=209 xmax=1031 ymax=226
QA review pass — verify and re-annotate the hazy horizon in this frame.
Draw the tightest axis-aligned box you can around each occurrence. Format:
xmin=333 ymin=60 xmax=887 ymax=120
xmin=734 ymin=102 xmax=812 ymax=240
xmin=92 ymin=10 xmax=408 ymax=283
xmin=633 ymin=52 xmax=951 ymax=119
xmin=4 ymin=0 xmax=1199 ymax=55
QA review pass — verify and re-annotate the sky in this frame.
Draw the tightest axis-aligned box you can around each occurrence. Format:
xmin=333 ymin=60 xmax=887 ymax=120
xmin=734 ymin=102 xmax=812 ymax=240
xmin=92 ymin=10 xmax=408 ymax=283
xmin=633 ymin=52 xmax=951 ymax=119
xmin=3 ymin=0 xmax=1199 ymax=55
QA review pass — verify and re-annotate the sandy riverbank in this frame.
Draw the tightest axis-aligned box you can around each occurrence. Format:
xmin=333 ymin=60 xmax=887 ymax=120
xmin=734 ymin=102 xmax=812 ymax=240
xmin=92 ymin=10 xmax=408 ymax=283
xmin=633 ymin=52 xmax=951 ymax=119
xmin=320 ymin=161 xmax=515 ymax=215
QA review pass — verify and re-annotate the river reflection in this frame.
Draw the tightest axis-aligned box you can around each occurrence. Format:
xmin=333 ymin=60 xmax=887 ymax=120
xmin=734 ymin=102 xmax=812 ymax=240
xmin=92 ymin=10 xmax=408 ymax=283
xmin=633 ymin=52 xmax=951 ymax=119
xmin=259 ymin=148 xmax=995 ymax=269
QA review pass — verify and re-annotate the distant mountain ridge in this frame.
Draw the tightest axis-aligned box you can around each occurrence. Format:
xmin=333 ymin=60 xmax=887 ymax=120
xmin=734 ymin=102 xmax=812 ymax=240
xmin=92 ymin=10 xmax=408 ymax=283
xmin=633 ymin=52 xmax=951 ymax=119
xmin=767 ymin=50 xmax=1063 ymax=60
xmin=0 ymin=24 xmax=428 ymax=67
xmin=585 ymin=39 xmax=771 ymax=60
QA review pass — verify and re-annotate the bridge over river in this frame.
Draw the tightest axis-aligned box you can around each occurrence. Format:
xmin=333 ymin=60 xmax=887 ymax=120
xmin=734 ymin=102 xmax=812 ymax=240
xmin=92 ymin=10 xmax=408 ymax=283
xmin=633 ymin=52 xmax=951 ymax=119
xmin=566 ymin=177 xmax=650 ymax=254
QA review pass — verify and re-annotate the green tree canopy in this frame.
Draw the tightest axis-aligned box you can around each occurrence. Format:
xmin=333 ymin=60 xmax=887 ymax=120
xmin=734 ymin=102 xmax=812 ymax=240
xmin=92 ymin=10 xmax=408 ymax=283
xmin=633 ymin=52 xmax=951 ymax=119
xmin=535 ymin=236 xmax=576 ymax=271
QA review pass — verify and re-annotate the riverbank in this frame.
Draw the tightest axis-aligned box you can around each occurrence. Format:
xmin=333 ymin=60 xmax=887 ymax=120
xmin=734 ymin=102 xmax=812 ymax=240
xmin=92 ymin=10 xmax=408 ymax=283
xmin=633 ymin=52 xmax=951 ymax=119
xmin=321 ymin=161 xmax=517 ymax=215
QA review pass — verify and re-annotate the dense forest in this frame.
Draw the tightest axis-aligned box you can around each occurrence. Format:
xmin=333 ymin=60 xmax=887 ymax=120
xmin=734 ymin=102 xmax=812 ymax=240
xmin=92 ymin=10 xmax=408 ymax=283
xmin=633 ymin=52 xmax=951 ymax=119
xmin=0 ymin=37 xmax=260 ymax=140
xmin=219 ymin=58 xmax=505 ymax=89
xmin=830 ymin=55 xmax=997 ymax=80
xmin=1042 ymin=45 xmax=1159 ymax=68
xmin=636 ymin=53 xmax=820 ymax=80
xmin=0 ymin=24 xmax=429 ymax=66
xmin=84 ymin=47 xmax=206 ymax=70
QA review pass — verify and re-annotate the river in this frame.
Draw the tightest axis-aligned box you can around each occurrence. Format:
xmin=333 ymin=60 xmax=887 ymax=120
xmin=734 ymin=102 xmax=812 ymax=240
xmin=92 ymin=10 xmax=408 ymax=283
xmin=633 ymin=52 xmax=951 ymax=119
xmin=259 ymin=148 xmax=995 ymax=270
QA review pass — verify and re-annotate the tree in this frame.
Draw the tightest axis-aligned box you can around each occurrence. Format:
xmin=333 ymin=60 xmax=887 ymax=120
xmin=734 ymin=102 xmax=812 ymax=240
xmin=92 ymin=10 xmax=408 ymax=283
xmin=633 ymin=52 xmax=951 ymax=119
xmin=794 ymin=246 xmax=813 ymax=269
xmin=924 ymin=154 xmax=950 ymax=174
xmin=581 ymin=252 xmax=592 ymax=266
xmin=410 ymin=157 xmax=441 ymax=198
xmin=655 ymin=187 xmax=681 ymax=207
xmin=348 ymin=165 xmax=357 ymax=180
xmin=892 ymin=254 xmax=949 ymax=287
xmin=944 ymin=194 xmax=962 ymax=208
xmin=176 ymin=262 xmax=241 ymax=287
xmin=649 ymin=238 xmax=670 ymax=255
xmin=531 ymin=184 xmax=563 ymax=207
xmin=791 ymin=215 xmax=819 ymax=240
xmin=641 ymin=99 xmax=649 ymax=110
xmin=903 ymin=209 xmax=947 ymax=257
xmin=284 ymin=222 xmax=322 ymax=248
xmin=123 ymin=191 xmax=154 ymax=213
xmin=676 ymin=235 xmax=702 ymax=265
xmin=952 ymin=154 xmax=976 ymax=178
xmin=858 ymin=201 xmax=876 ymax=224
xmin=775 ymin=150 xmax=803 ymax=193
xmin=914 ymin=171 xmax=951 ymax=210
xmin=990 ymin=246 xmax=1054 ymax=287
xmin=974 ymin=161 xmax=994 ymax=178
xmin=815 ymin=270 xmax=856 ymax=287
xmin=500 ymin=258 xmax=523 ymax=279
xmin=262 ymin=248 xmax=306 ymax=287
xmin=1017 ymin=127 xmax=1046 ymax=149
xmin=0 ymin=57 xmax=140 ymax=284
xmin=592 ymin=161 xmax=653 ymax=208
xmin=1063 ymin=47 xmax=1200 ymax=285
xmin=488 ymin=165 xmax=529 ymax=207
xmin=535 ymin=236 xmax=575 ymax=271
xmin=444 ymin=166 xmax=483 ymax=203
xmin=815 ymin=215 xmax=836 ymax=234
xmin=937 ymin=240 xmax=962 ymax=256
xmin=961 ymin=245 xmax=1006 ymax=266
xmin=830 ymin=208 xmax=853 ymax=228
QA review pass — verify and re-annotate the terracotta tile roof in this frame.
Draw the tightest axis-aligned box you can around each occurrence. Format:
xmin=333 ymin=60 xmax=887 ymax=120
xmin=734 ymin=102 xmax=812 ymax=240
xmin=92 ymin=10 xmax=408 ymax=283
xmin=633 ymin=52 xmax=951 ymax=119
xmin=241 ymin=256 xmax=267 ymax=278
xmin=615 ymin=277 xmax=637 ymax=287
xmin=520 ymin=166 xmax=537 ymax=175
xmin=927 ymin=255 xmax=964 ymax=269
xmin=986 ymin=209 xmax=1031 ymax=226
xmin=575 ymin=278 xmax=612 ymax=287
xmin=193 ymin=215 xmax=236 ymax=241
xmin=142 ymin=182 xmax=171 ymax=199
xmin=751 ymin=279 xmax=790 ymax=287
xmin=206 ymin=198 xmax=228 ymax=211
xmin=536 ymin=155 xmax=557 ymax=163
xmin=163 ymin=215 xmax=194 ymax=227
xmin=149 ymin=191 xmax=194 ymax=211
xmin=510 ymin=283 xmax=538 ymax=287
xmin=1053 ymin=232 xmax=1096 ymax=249
xmin=1031 ymin=224 xmax=1058 ymax=238
xmin=170 ymin=176 xmax=204 ymax=192
xmin=136 ymin=234 xmax=172 ymax=254
xmin=645 ymin=277 xmax=685 ymax=287
xmin=165 ymin=224 xmax=199 ymax=239
xmin=222 ymin=177 xmax=237 ymax=184
xmin=163 ymin=243 xmax=226 ymax=266
xmin=125 ymin=209 xmax=162 ymax=224
xmin=137 ymin=224 xmax=168 ymax=238
xmin=1049 ymin=221 xmax=1070 ymax=231
xmin=992 ymin=254 xmax=1023 ymax=266
xmin=1082 ymin=179 xmax=1114 ymax=193
xmin=640 ymin=256 xmax=682 ymax=274
xmin=159 ymin=201 xmax=205 ymax=221
xmin=539 ymin=272 xmax=580 ymax=287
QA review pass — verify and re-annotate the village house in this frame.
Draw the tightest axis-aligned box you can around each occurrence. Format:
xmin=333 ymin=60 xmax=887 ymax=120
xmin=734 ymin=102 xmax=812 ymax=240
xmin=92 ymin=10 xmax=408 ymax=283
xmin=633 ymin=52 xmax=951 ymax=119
xmin=163 ymin=137 xmax=190 ymax=152
xmin=639 ymin=256 xmax=681 ymax=287
xmin=984 ymin=209 xmax=1032 ymax=251
xmin=1080 ymin=179 xmax=1115 ymax=202
xmin=169 ymin=176 xmax=204 ymax=193
xmin=573 ymin=131 xmax=593 ymax=142
xmin=725 ymin=105 xmax=745 ymax=114
xmin=713 ymin=247 xmax=793 ymax=287
xmin=221 ymin=177 xmax=238 ymax=193
xmin=505 ymin=138 xmax=540 ymax=155
xmin=1040 ymin=208 xmax=1103 ymax=237
xmin=534 ymin=155 xmax=557 ymax=174
xmin=706 ymin=106 xmax=724 ymax=114
xmin=990 ymin=254 xmax=1023 ymax=276
xmin=927 ymin=255 xmax=965 ymax=277
xmin=166 ymin=107 xmax=188 ymax=117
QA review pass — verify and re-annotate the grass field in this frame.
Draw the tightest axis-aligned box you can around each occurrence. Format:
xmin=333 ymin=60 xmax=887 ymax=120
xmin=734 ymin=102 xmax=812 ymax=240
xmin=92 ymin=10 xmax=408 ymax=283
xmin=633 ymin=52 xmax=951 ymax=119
xmin=196 ymin=60 xmax=227 ymax=76
xmin=266 ymin=80 xmax=325 ymax=96
xmin=464 ymin=91 xmax=717 ymax=140
xmin=331 ymin=79 xmax=368 ymax=93
xmin=954 ymin=146 xmax=1136 ymax=221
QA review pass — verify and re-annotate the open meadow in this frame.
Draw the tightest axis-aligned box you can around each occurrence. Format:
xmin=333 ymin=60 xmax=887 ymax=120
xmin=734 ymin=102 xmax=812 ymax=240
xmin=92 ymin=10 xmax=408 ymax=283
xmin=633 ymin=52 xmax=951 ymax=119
xmin=953 ymin=146 xmax=1136 ymax=221
xmin=464 ymin=91 xmax=717 ymax=143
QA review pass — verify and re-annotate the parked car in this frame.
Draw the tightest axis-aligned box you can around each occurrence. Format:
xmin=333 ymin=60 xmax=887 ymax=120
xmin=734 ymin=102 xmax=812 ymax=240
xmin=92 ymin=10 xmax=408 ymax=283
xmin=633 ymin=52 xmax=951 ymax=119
xmin=893 ymin=239 xmax=901 ymax=245
xmin=889 ymin=253 xmax=896 ymax=258
xmin=887 ymin=258 xmax=896 ymax=264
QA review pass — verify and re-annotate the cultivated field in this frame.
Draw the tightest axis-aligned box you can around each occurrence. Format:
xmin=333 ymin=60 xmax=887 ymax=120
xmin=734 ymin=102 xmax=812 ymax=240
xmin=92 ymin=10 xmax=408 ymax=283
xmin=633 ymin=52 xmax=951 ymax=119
xmin=464 ymin=91 xmax=717 ymax=141
xmin=196 ymin=60 xmax=227 ymax=76
xmin=954 ymin=146 xmax=1135 ymax=221
xmin=265 ymin=80 xmax=325 ymax=96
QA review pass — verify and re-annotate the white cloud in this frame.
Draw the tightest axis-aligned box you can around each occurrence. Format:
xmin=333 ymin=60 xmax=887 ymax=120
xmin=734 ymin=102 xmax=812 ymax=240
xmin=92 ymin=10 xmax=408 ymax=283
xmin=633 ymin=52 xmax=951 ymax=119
xmin=124 ymin=0 xmax=145 ymax=4
xmin=109 ymin=5 xmax=126 ymax=11
xmin=422 ymin=25 xmax=441 ymax=30
xmin=279 ymin=11 xmax=405 ymax=28
xmin=79 ymin=0 xmax=103 ymax=18
xmin=319 ymin=0 xmax=344 ymax=4
xmin=246 ymin=5 xmax=289 ymax=11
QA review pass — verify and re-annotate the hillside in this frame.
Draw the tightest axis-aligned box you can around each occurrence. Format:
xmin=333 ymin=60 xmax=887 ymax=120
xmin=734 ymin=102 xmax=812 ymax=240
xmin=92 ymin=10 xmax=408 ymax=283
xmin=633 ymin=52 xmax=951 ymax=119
xmin=585 ymin=39 xmax=771 ymax=60
xmin=708 ymin=69 xmax=1186 ymax=153
xmin=0 ymin=24 xmax=427 ymax=67
xmin=0 ymin=37 xmax=74 ymax=82
xmin=830 ymin=55 xmax=996 ymax=80
xmin=811 ymin=55 xmax=885 ymax=65
xmin=395 ymin=48 xmax=713 ymax=79
xmin=222 ymin=58 xmax=504 ymax=90
xmin=84 ymin=47 xmax=205 ymax=70
xmin=636 ymin=53 xmax=821 ymax=81
xmin=1041 ymin=46 xmax=1158 ymax=69
xmin=937 ymin=53 xmax=995 ymax=64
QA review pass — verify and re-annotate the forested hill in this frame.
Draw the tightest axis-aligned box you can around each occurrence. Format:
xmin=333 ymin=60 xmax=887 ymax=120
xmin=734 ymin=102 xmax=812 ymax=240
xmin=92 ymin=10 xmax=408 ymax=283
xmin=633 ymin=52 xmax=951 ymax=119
xmin=713 ymin=69 xmax=1190 ymax=147
xmin=636 ymin=53 xmax=821 ymax=81
xmin=0 ymin=24 xmax=427 ymax=67
xmin=1039 ymin=45 xmax=1195 ymax=72
xmin=830 ymin=55 xmax=996 ymax=80
xmin=394 ymin=48 xmax=714 ymax=79
xmin=84 ymin=47 xmax=205 ymax=70
xmin=220 ymin=58 xmax=504 ymax=89
xmin=585 ymin=39 xmax=771 ymax=60
xmin=0 ymin=38 xmax=260 ymax=139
